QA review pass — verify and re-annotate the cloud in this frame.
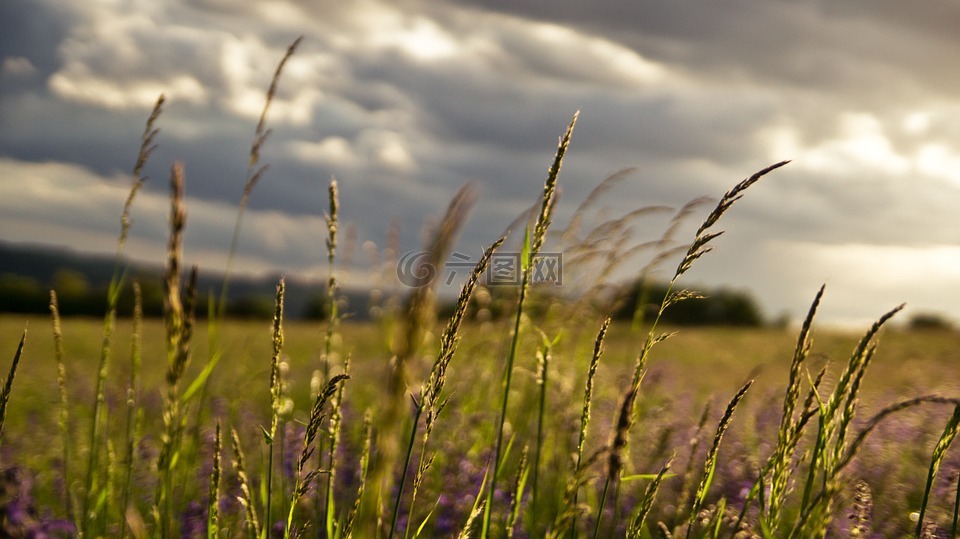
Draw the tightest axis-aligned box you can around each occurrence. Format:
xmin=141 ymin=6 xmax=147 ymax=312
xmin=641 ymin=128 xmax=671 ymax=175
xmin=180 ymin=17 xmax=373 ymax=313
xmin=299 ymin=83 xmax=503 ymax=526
xmin=745 ymin=240 xmax=960 ymax=327
xmin=0 ymin=157 xmax=338 ymax=277
xmin=3 ymin=0 xmax=960 ymax=325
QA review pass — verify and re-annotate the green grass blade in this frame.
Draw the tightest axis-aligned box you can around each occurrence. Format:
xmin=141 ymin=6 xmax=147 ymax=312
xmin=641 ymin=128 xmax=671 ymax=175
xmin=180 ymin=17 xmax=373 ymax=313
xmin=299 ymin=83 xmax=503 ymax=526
xmin=916 ymin=405 xmax=960 ymax=537
xmin=626 ymin=455 xmax=674 ymax=539
xmin=687 ymin=379 xmax=753 ymax=538
xmin=0 ymin=328 xmax=25 ymax=446
xmin=208 ymin=421 xmax=222 ymax=539
xmin=483 ymin=112 xmax=577 ymax=539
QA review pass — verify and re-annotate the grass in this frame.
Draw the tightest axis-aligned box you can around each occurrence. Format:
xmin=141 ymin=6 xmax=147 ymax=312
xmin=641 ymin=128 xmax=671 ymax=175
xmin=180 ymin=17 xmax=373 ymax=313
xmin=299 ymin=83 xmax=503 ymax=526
xmin=4 ymin=36 xmax=960 ymax=538
xmin=2 ymin=316 xmax=960 ymax=535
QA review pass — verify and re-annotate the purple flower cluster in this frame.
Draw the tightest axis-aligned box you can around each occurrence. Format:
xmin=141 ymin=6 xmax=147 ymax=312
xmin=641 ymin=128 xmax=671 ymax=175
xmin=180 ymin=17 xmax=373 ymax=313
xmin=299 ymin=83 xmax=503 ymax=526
xmin=0 ymin=466 xmax=75 ymax=538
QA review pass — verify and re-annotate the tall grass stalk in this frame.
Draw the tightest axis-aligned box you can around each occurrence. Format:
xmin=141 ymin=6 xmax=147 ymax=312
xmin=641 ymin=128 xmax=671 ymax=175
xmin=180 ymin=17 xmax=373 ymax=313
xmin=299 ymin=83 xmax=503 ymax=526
xmin=325 ymin=355 xmax=348 ymax=536
xmin=611 ymin=164 xmax=787 ymax=505
xmin=626 ymin=198 xmax=710 ymax=332
xmin=507 ymin=446 xmax=530 ymax=539
xmin=119 ymin=283 xmax=143 ymax=538
xmin=220 ymin=37 xmax=301 ymax=310
xmin=531 ymin=332 xmax=556 ymax=527
xmin=483 ymin=112 xmax=578 ymax=538
xmin=677 ymin=401 xmax=712 ymax=521
xmin=457 ymin=469 xmax=490 ymax=539
xmin=79 ymin=95 xmax=165 ymax=536
xmin=837 ymin=396 xmax=960 ymax=476
xmin=154 ymin=163 xmax=198 ymax=537
xmin=181 ymin=45 xmax=303 ymax=480
xmin=390 ymin=236 xmax=504 ymax=539
xmin=625 ymin=455 xmax=675 ymax=538
xmin=915 ymin=405 xmax=960 ymax=536
xmin=792 ymin=303 xmax=903 ymax=536
xmin=232 ymin=427 xmax=261 ymax=539
xmin=733 ymin=365 xmax=825 ymax=536
xmin=265 ymin=279 xmax=286 ymax=539
xmin=577 ymin=318 xmax=610 ymax=473
xmin=954 ymin=470 xmax=960 ymax=538
xmin=736 ymin=284 xmax=824 ymax=534
xmin=121 ymin=94 xmax=164 ymax=251
xmin=208 ymin=421 xmax=222 ymax=539
xmin=49 ymin=292 xmax=76 ymax=523
xmin=547 ymin=447 xmax=607 ymax=538
xmin=685 ymin=379 xmax=753 ymax=538
xmin=0 ymin=329 xmax=25 ymax=449
xmin=633 ymin=161 xmax=789 ymax=389
xmin=343 ymin=412 xmax=374 ymax=539
xmin=595 ymin=385 xmax=638 ymax=539
xmin=590 ymin=162 xmax=786 ymax=538
xmin=321 ymin=178 xmax=342 ymax=537
xmin=849 ymin=480 xmax=872 ymax=537
xmin=378 ymin=182 xmax=477 ymax=520
xmin=81 ymin=304 xmax=116 ymax=537
xmin=572 ymin=318 xmax=610 ymax=534
xmin=560 ymin=167 xmax=637 ymax=245
xmin=287 ymin=374 xmax=350 ymax=538
xmin=773 ymin=394 xmax=960 ymax=537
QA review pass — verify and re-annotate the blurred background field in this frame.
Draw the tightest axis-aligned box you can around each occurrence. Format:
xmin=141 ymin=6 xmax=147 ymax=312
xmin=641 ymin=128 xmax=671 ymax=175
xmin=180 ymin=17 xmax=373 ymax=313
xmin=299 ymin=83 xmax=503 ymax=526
xmin=4 ymin=312 xmax=959 ymax=536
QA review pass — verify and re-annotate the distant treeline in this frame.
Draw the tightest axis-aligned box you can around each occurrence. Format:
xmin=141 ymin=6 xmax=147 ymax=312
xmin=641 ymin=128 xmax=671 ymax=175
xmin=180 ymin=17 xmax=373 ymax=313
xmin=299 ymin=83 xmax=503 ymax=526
xmin=435 ymin=278 xmax=767 ymax=327
xmin=1 ymin=242 xmax=770 ymax=325
xmin=0 ymin=242 xmax=350 ymax=320
xmin=613 ymin=280 xmax=764 ymax=326
xmin=0 ymin=268 xmax=346 ymax=320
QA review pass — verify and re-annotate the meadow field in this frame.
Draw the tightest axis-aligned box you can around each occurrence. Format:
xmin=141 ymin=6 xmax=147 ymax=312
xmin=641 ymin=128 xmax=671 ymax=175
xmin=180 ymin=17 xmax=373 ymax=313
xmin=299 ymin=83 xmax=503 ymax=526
xmin=3 ymin=39 xmax=960 ymax=539
xmin=3 ymin=309 xmax=960 ymax=538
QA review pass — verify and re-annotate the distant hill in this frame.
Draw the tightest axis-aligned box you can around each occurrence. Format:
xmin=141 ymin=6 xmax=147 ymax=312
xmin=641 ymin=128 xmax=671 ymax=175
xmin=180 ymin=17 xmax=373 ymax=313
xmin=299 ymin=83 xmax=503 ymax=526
xmin=0 ymin=241 xmax=370 ymax=320
xmin=1 ymin=242 xmax=770 ymax=326
xmin=0 ymin=242 xmax=120 ymax=286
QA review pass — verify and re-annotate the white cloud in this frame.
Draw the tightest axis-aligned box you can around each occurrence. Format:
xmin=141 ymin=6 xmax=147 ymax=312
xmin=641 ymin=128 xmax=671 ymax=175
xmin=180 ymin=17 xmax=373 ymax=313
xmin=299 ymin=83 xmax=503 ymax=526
xmin=916 ymin=143 xmax=960 ymax=188
xmin=360 ymin=12 xmax=461 ymax=62
xmin=287 ymin=137 xmax=358 ymax=168
xmin=46 ymin=2 xmax=216 ymax=108
xmin=765 ymin=108 xmax=960 ymax=192
xmin=358 ymin=129 xmax=417 ymax=172
xmin=284 ymin=129 xmax=417 ymax=173
xmin=218 ymin=35 xmax=327 ymax=124
xmin=769 ymin=112 xmax=911 ymax=177
xmin=50 ymin=72 xmax=207 ymax=109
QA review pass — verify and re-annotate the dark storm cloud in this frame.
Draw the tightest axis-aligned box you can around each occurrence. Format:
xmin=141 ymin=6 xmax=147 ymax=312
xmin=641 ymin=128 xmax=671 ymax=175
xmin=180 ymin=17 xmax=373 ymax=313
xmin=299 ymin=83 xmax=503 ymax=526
xmin=3 ymin=0 xmax=960 ymax=324
xmin=0 ymin=0 xmax=71 ymax=75
xmin=450 ymin=0 xmax=960 ymax=93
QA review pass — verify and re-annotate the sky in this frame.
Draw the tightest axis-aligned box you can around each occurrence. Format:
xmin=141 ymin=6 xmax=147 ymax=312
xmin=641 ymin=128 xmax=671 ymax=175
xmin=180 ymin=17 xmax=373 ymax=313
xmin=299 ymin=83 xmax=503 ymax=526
xmin=2 ymin=0 xmax=960 ymax=327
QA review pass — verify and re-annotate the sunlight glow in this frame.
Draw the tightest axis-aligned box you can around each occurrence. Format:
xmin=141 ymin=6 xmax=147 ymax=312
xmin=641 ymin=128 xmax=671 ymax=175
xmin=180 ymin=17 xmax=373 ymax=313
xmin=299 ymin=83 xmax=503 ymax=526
xmin=219 ymin=36 xmax=322 ymax=125
xmin=361 ymin=11 xmax=460 ymax=61
xmin=766 ymin=113 xmax=910 ymax=176
xmin=916 ymin=143 xmax=960 ymax=187
xmin=902 ymin=111 xmax=931 ymax=135
xmin=808 ymin=242 xmax=960 ymax=288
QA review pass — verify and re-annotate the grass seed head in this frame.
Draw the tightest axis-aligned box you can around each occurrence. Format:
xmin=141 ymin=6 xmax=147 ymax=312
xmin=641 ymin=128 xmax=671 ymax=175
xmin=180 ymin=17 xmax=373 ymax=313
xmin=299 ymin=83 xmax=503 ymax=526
xmin=608 ymin=385 xmax=638 ymax=481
